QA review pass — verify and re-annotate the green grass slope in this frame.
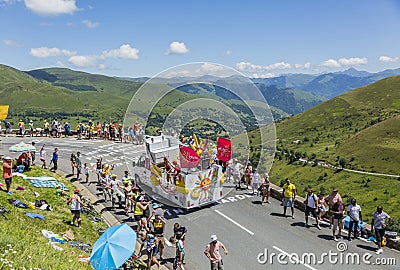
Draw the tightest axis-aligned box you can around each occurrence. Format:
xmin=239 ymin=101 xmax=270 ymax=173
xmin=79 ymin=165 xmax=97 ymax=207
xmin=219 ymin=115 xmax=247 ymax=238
xmin=276 ymin=75 xmax=400 ymax=174
xmin=0 ymin=166 xmax=106 ymax=269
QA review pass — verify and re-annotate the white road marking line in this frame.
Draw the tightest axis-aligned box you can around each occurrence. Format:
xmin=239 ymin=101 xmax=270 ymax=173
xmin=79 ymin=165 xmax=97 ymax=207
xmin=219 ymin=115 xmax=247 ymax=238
xmin=214 ymin=209 xmax=254 ymax=235
xmin=165 ymin=238 xmax=172 ymax=247
xmin=272 ymin=245 xmax=318 ymax=270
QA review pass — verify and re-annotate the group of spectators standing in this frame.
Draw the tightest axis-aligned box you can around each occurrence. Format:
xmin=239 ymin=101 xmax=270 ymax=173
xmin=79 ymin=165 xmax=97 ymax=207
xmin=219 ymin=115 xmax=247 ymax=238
xmin=281 ymin=179 xmax=392 ymax=255
xmin=1 ymin=119 xmax=146 ymax=145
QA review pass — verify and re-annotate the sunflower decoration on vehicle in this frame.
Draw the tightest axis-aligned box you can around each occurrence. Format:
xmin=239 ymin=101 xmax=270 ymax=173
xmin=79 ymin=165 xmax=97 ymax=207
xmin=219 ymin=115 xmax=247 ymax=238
xmin=191 ymin=168 xmax=220 ymax=204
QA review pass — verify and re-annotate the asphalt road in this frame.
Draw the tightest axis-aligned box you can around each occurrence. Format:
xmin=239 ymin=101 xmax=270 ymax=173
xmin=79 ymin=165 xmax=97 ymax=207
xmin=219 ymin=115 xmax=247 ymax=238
xmin=1 ymin=136 xmax=399 ymax=270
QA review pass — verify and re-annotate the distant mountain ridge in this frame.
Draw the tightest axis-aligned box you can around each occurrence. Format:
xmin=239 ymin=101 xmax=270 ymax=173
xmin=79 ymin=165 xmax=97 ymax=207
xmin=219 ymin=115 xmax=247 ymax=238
xmin=253 ymin=67 xmax=400 ymax=98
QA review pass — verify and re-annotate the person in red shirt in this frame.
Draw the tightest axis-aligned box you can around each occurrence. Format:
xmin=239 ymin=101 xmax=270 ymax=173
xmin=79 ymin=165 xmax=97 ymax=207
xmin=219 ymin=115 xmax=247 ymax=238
xmin=3 ymin=156 xmax=13 ymax=195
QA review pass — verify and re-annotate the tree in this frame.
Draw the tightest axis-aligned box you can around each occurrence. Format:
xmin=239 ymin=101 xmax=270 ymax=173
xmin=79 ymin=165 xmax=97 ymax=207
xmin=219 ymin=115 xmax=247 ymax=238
xmin=339 ymin=158 xmax=347 ymax=169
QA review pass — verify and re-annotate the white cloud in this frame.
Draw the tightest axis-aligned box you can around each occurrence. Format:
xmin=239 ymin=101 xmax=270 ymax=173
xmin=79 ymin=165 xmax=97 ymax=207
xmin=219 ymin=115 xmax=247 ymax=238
xmin=236 ymin=61 xmax=291 ymax=73
xmin=65 ymin=44 xmax=139 ymax=68
xmin=198 ymin=63 xmax=224 ymax=73
xmin=379 ymin=55 xmax=400 ymax=63
xmin=320 ymin=59 xmax=341 ymax=68
xmin=295 ymin=62 xmax=311 ymax=69
xmin=251 ymin=73 xmax=276 ymax=79
xmin=67 ymin=55 xmax=99 ymax=67
xmin=265 ymin=62 xmax=291 ymax=70
xmin=320 ymin=57 xmax=368 ymax=68
xmin=338 ymin=57 xmax=368 ymax=66
xmin=82 ymin=19 xmax=99 ymax=28
xmin=165 ymin=41 xmax=189 ymax=55
xmin=101 ymin=44 xmax=139 ymax=59
xmin=236 ymin=62 xmax=263 ymax=73
xmin=25 ymin=0 xmax=80 ymax=16
xmin=30 ymin=47 xmax=76 ymax=57
xmin=3 ymin=39 xmax=22 ymax=47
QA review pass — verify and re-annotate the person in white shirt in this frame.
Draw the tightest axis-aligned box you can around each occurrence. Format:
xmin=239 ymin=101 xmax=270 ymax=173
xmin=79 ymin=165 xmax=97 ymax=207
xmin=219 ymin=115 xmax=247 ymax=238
xmin=251 ymin=169 xmax=260 ymax=195
xmin=347 ymin=198 xmax=362 ymax=241
xmin=371 ymin=206 xmax=391 ymax=255
xmin=109 ymin=174 xmax=122 ymax=208
xmin=304 ymin=188 xmax=320 ymax=229
xmin=232 ymin=159 xmax=243 ymax=189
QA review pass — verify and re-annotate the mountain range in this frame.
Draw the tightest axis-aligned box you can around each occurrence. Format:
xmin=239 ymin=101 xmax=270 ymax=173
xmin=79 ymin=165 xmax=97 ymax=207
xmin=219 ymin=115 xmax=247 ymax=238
xmin=252 ymin=67 xmax=400 ymax=98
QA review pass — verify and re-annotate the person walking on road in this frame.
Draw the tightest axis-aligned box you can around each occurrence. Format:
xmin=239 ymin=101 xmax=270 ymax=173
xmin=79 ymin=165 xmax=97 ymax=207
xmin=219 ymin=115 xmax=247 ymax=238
xmin=251 ymin=169 xmax=260 ymax=195
xmin=95 ymin=157 xmax=103 ymax=183
xmin=174 ymin=223 xmax=188 ymax=247
xmin=109 ymin=174 xmax=122 ymax=208
xmin=232 ymin=159 xmax=243 ymax=190
xmin=3 ymin=156 xmax=13 ymax=195
xmin=75 ymin=151 xmax=82 ymax=180
xmin=261 ymin=173 xmax=270 ymax=205
xmin=317 ymin=192 xmax=327 ymax=221
xmin=325 ymin=188 xmax=342 ymax=228
xmin=50 ymin=148 xmax=59 ymax=173
xmin=304 ymin=188 xmax=321 ymax=229
xmin=282 ymin=178 xmax=296 ymax=219
xmin=39 ymin=144 xmax=47 ymax=169
xmin=332 ymin=200 xmax=344 ymax=241
xmin=149 ymin=205 xmax=167 ymax=262
xmin=170 ymin=236 xmax=185 ymax=270
xmin=371 ymin=206 xmax=391 ymax=255
xmin=204 ymin=235 xmax=228 ymax=270
xmin=347 ymin=198 xmax=362 ymax=241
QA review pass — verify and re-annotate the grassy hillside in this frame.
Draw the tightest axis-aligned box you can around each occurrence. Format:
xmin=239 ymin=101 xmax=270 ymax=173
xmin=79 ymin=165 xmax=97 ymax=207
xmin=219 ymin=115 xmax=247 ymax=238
xmin=1 ymin=65 xmax=137 ymax=125
xmin=276 ymin=75 xmax=400 ymax=174
xmin=0 ymin=165 xmax=106 ymax=269
xmin=231 ymin=76 xmax=400 ymax=229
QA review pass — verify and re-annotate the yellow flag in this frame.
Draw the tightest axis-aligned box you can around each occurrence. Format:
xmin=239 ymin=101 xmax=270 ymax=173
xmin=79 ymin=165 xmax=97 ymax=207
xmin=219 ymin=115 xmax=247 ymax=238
xmin=0 ymin=105 xmax=9 ymax=120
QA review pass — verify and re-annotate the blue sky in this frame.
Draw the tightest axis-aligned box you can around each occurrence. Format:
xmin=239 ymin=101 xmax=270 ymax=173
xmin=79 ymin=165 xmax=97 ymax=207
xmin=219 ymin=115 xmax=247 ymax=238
xmin=1 ymin=0 xmax=400 ymax=78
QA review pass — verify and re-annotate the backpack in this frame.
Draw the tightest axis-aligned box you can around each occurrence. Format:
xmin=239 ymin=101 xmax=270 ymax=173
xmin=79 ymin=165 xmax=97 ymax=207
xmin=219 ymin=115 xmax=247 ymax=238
xmin=304 ymin=194 xmax=317 ymax=207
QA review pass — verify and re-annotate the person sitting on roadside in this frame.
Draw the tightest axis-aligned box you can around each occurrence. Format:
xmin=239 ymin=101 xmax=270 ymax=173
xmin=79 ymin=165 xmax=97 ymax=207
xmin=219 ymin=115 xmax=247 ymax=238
xmin=55 ymin=184 xmax=67 ymax=197
xmin=17 ymin=152 xmax=29 ymax=170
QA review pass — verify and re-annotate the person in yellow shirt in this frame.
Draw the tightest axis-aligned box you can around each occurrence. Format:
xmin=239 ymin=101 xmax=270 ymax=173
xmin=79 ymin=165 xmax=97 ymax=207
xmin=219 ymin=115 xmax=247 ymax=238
xmin=282 ymin=178 xmax=296 ymax=219
xmin=44 ymin=120 xmax=50 ymax=137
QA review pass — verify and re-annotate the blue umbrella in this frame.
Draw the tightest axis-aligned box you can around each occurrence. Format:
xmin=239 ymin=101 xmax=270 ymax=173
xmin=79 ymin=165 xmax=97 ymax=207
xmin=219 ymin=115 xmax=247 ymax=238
xmin=90 ymin=224 xmax=136 ymax=270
